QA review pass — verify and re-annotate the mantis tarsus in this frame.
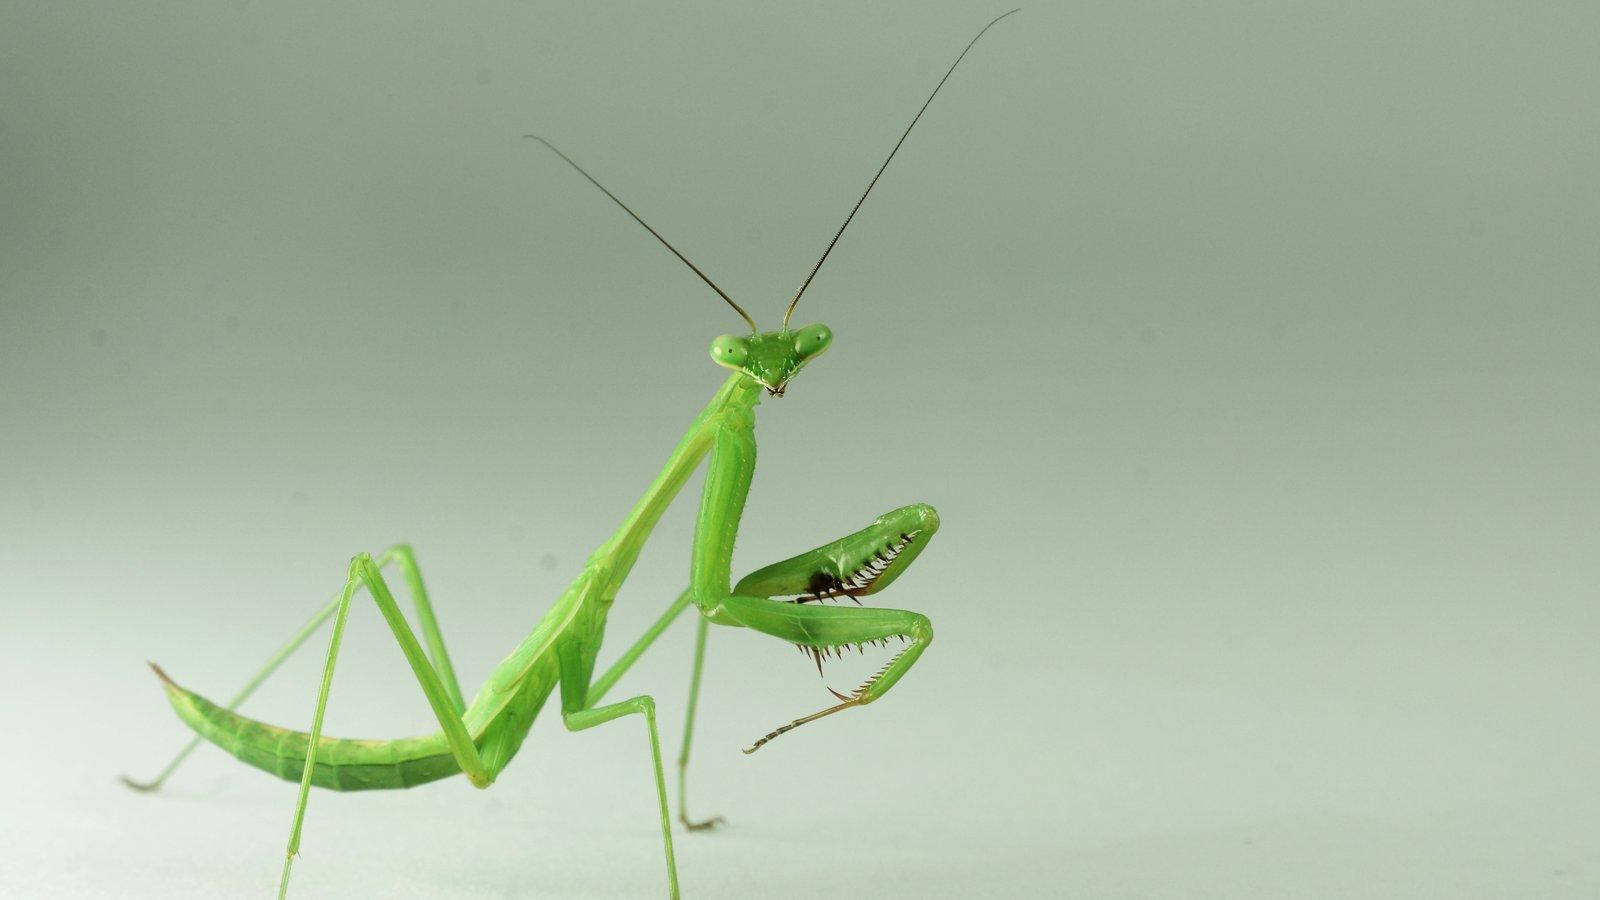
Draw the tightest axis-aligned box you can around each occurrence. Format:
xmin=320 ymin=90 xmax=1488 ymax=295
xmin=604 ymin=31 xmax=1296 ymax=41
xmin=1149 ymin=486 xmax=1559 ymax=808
xmin=125 ymin=11 xmax=1016 ymax=897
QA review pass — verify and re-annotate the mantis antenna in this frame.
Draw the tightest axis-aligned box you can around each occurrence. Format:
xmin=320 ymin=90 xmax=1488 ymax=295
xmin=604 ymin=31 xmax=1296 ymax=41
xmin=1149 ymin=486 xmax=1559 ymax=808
xmin=782 ymin=8 xmax=1021 ymax=330
xmin=524 ymin=133 xmax=760 ymax=333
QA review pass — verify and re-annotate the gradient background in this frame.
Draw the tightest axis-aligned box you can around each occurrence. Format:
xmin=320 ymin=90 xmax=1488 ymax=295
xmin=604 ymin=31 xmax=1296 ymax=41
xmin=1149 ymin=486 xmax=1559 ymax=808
xmin=3 ymin=2 xmax=1597 ymax=897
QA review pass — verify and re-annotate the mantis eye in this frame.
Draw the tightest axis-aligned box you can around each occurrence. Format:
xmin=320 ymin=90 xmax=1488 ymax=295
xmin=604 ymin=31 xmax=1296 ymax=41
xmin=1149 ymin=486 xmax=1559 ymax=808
xmin=710 ymin=334 xmax=750 ymax=369
xmin=792 ymin=323 xmax=832 ymax=360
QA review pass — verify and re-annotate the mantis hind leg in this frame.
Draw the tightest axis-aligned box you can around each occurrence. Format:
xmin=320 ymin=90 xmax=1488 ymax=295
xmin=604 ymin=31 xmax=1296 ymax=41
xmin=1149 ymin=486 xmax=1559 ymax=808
xmin=122 ymin=545 xmax=462 ymax=792
xmin=278 ymin=554 xmax=490 ymax=899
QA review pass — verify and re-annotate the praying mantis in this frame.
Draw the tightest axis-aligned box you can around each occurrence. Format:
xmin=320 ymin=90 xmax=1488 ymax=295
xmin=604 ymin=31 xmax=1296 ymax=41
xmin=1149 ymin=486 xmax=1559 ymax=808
xmin=124 ymin=11 xmax=1017 ymax=898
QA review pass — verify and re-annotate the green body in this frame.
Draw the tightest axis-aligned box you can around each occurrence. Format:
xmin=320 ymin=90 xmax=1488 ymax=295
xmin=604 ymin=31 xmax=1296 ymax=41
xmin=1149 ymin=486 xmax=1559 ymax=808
xmin=129 ymin=12 xmax=1013 ymax=896
xmin=155 ymin=369 xmax=937 ymax=790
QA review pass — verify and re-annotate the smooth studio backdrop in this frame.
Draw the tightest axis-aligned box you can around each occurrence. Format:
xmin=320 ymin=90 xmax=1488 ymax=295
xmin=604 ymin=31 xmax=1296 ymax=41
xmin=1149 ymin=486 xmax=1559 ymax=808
xmin=2 ymin=2 xmax=1597 ymax=897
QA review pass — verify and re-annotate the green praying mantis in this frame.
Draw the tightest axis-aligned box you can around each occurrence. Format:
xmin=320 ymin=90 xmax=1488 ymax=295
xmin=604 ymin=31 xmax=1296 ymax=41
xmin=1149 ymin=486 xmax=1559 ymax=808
xmin=124 ymin=11 xmax=1017 ymax=898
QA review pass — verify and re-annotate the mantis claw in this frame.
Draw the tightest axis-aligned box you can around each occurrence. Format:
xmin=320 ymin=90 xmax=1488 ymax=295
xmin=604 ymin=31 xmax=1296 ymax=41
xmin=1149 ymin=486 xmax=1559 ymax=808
xmin=743 ymin=696 xmax=863 ymax=755
xmin=680 ymin=813 xmax=726 ymax=832
xmin=118 ymin=774 xmax=161 ymax=792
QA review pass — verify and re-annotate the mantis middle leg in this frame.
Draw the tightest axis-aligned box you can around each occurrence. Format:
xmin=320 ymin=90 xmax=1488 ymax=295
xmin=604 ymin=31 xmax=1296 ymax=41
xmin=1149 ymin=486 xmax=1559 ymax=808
xmin=586 ymin=590 xmax=724 ymax=830
xmin=559 ymin=632 xmax=683 ymax=899
xmin=560 ymin=692 xmax=681 ymax=899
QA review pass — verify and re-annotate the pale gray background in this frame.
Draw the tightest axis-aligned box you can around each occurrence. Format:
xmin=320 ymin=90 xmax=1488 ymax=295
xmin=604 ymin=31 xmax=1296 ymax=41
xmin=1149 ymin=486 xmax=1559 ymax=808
xmin=3 ymin=2 xmax=1597 ymax=897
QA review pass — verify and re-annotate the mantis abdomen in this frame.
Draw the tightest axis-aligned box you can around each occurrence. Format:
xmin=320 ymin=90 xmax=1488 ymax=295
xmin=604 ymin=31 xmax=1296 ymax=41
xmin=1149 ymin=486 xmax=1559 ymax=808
xmin=158 ymin=669 xmax=466 ymax=791
xmin=154 ymin=622 xmax=567 ymax=792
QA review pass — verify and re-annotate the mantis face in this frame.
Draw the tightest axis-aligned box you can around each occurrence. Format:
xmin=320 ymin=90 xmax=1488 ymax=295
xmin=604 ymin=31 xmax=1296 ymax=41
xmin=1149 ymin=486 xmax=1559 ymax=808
xmin=708 ymin=324 xmax=832 ymax=396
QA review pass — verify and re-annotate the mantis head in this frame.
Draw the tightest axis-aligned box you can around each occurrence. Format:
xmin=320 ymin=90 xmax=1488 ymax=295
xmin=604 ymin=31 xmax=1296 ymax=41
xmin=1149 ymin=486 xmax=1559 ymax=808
xmin=709 ymin=324 xmax=832 ymax=396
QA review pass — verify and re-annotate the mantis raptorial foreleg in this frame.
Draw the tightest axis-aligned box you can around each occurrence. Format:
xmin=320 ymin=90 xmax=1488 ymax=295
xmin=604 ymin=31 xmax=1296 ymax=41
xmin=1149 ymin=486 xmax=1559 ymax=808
xmin=687 ymin=416 xmax=940 ymax=750
xmin=719 ymin=504 xmax=940 ymax=752
xmin=278 ymin=553 xmax=491 ymax=899
xmin=721 ymin=597 xmax=933 ymax=751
